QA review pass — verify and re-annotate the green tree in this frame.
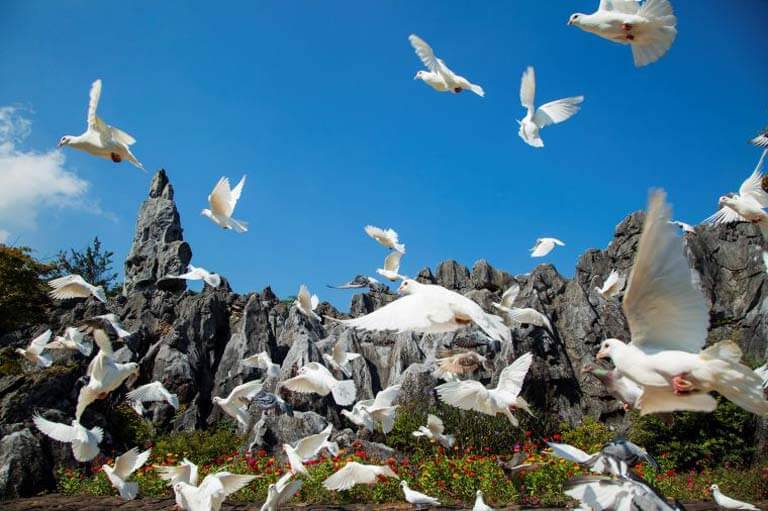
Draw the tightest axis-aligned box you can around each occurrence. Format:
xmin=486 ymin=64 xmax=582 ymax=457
xmin=0 ymin=244 xmax=54 ymax=334
xmin=53 ymin=237 xmax=119 ymax=295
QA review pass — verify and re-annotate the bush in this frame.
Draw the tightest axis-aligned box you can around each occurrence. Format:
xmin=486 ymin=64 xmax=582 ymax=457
xmin=150 ymin=421 xmax=242 ymax=465
xmin=51 ymin=237 xmax=120 ymax=297
xmin=0 ymin=245 xmax=53 ymax=334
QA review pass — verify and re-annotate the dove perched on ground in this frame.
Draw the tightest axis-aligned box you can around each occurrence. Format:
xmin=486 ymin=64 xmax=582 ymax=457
xmin=530 ymin=238 xmax=565 ymax=257
xmin=322 ymin=341 xmax=362 ymax=377
xmin=364 ymin=225 xmax=405 ymax=253
xmin=436 ymin=352 xmax=534 ymax=425
xmin=433 ymin=348 xmax=487 ymax=380
xmin=669 ymin=220 xmax=696 ymax=234
xmin=48 ymin=327 xmax=93 ymax=356
xmin=164 ymin=264 xmax=222 ymax=288
xmin=567 ymin=0 xmax=678 ymax=68
xmin=322 ymin=461 xmax=398 ymax=491
xmin=202 ymin=175 xmax=248 ymax=233
xmin=283 ymin=424 xmax=339 ymax=475
xmin=102 ymin=447 xmax=152 ymax=500
xmin=77 ymin=350 xmax=139 ymax=420
xmin=212 ymin=380 xmax=264 ymax=432
xmin=33 ymin=415 xmax=103 ymax=462
xmin=48 ymin=274 xmax=106 ymax=303
xmin=251 ymin=389 xmax=294 ymax=416
xmin=704 ymin=150 xmax=768 ymax=238
xmin=282 ymin=362 xmax=357 ymax=406
xmin=595 ymin=270 xmax=626 ymax=299
xmin=260 ymin=472 xmax=303 ymax=511
xmin=126 ymin=381 xmax=179 ymax=415
xmin=175 ymin=472 xmax=257 ymax=511
xmin=295 ymin=284 xmax=320 ymax=321
xmin=409 ymin=35 xmax=484 ymax=97
xmin=377 ymin=250 xmax=405 ymax=281
xmin=341 ymin=384 xmax=401 ymax=434
xmin=492 ymin=283 xmax=553 ymax=334
xmin=157 ymin=458 xmax=199 ymax=509
xmin=709 ymin=484 xmax=759 ymax=510
xmin=16 ymin=330 xmax=53 ymax=368
xmin=752 ymin=128 xmax=768 ymax=149
xmin=582 ymin=363 xmax=642 ymax=410
xmin=401 ymin=480 xmax=440 ymax=506
xmin=242 ymin=351 xmax=281 ymax=379
xmin=473 ymin=490 xmax=495 ymax=511
xmin=327 ymin=275 xmax=380 ymax=289
xmin=597 ymin=190 xmax=768 ymax=416
xmin=412 ymin=414 xmax=455 ymax=449
xmin=517 ymin=66 xmax=583 ymax=148
xmin=565 ymin=475 xmax=678 ymax=511
xmin=331 ymin=279 xmax=510 ymax=343
xmin=58 ymin=79 xmax=144 ymax=170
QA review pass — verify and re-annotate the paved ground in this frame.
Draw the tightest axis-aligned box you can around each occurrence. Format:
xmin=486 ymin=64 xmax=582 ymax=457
xmin=1 ymin=496 xmax=762 ymax=511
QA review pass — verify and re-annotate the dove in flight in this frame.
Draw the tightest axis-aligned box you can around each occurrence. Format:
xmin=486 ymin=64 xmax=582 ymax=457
xmin=704 ymin=150 xmax=768 ymax=238
xmin=157 ymin=458 xmax=199 ymax=509
xmin=547 ymin=441 xmax=636 ymax=478
xmin=669 ymin=220 xmax=696 ymax=234
xmin=251 ymin=389 xmax=294 ymax=416
xmin=752 ymin=128 xmax=768 ymax=149
xmin=260 ymin=472 xmax=303 ymax=511
xmin=412 ymin=414 xmax=455 ymax=449
xmin=530 ymin=238 xmax=565 ymax=257
xmin=322 ymin=341 xmax=362 ymax=377
xmin=94 ymin=313 xmax=133 ymax=339
xmin=409 ymin=35 xmax=484 ymax=97
xmin=58 ymin=79 xmax=144 ymax=170
xmin=518 ymin=66 xmax=583 ymax=148
xmin=16 ymin=330 xmax=53 ymax=368
xmin=125 ymin=381 xmax=179 ymax=415
xmin=401 ymin=480 xmax=440 ymax=507
xmin=242 ymin=351 xmax=281 ymax=379
xmin=102 ymin=447 xmax=152 ymax=500
xmin=174 ymin=472 xmax=257 ymax=511
xmin=582 ymin=363 xmax=642 ymax=410
xmin=212 ymin=380 xmax=264 ymax=432
xmin=323 ymin=461 xmax=398 ymax=491
xmin=755 ymin=363 xmax=768 ymax=391
xmin=341 ymin=384 xmax=401 ymax=434
xmin=597 ymin=190 xmax=768 ymax=416
xmin=377 ymin=250 xmax=405 ymax=281
xmin=33 ymin=414 xmax=103 ymax=462
xmin=473 ymin=490 xmax=495 ymax=511
xmin=282 ymin=362 xmax=357 ymax=406
xmin=565 ymin=475 xmax=679 ymax=511
xmin=436 ymin=352 xmax=534 ymax=426
xmin=295 ymin=284 xmax=320 ymax=321
xmin=327 ymin=275 xmax=380 ymax=289
xmin=77 ymin=349 xmax=140 ymax=420
xmin=164 ymin=264 xmax=222 ymax=288
xmin=595 ymin=270 xmax=626 ymax=300
xmin=364 ymin=225 xmax=406 ymax=253
xmin=48 ymin=327 xmax=93 ymax=357
xmin=433 ymin=348 xmax=488 ymax=380
xmin=568 ymin=0 xmax=678 ymax=68
xmin=709 ymin=484 xmax=759 ymax=511
xmin=48 ymin=274 xmax=106 ymax=303
xmin=493 ymin=283 xmax=553 ymax=334
xmin=331 ymin=279 xmax=510 ymax=343
xmin=202 ymin=175 xmax=248 ymax=233
xmin=283 ymin=424 xmax=339 ymax=475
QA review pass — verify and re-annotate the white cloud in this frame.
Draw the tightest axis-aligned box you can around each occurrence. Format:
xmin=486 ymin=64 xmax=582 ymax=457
xmin=0 ymin=229 xmax=8 ymax=244
xmin=0 ymin=107 xmax=90 ymax=231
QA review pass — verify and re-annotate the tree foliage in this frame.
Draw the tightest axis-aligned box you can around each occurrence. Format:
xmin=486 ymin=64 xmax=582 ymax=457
xmin=0 ymin=244 xmax=54 ymax=334
xmin=52 ymin=237 xmax=119 ymax=295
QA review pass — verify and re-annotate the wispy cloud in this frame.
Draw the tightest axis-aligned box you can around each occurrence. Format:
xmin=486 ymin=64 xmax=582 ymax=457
xmin=0 ymin=106 xmax=93 ymax=232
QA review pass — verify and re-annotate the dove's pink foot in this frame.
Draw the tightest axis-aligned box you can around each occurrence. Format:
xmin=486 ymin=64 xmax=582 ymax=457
xmin=672 ymin=374 xmax=693 ymax=395
xmin=623 ymin=403 xmax=631 ymax=412
xmin=453 ymin=87 xmax=463 ymax=93
xmin=110 ymin=152 xmax=122 ymax=163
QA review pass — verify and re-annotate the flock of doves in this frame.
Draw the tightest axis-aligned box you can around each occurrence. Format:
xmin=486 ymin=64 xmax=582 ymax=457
xmin=12 ymin=0 xmax=768 ymax=509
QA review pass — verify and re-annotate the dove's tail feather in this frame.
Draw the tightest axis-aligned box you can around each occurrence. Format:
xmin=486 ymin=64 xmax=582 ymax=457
xmin=468 ymin=83 xmax=485 ymax=97
xmin=637 ymin=387 xmax=717 ymax=415
xmin=331 ymin=379 xmax=357 ymax=406
xmin=442 ymin=434 xmax=456 ymax=449
xmin=72 ymin=440 xmax=100 ymax=462
xmin=378 ymin=407 xmax=399 ymax=434
xmin=711 ymin=363 xmax=768 ymax=416
xmin=229 ymin=218 xmax=249 ymax=233
xmin=631 ymin=0 xmax=677 ymax=67
xmin=120 ymin=482 xmax=139 ymax=501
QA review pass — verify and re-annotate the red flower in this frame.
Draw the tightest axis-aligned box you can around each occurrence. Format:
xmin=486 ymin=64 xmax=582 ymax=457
xmin=552 ymin=433 xmax=562 ymax=441
xmin=525 ymin=431 xmax=532 ymax=438
xmin=354 ymin=450 xmax=367 ymax=459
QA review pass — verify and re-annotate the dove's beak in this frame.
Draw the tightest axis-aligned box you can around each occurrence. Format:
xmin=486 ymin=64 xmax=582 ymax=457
xmin=596 ymin=350 xmax=608 ymax=360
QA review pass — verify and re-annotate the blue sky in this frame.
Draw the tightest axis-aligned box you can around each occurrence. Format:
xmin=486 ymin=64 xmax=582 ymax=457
xmin=1 ymin=1 xmax=766 ymax=308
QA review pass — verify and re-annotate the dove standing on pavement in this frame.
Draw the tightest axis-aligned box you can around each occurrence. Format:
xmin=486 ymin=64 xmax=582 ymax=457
xmin=164 ymin=264 xmax=222 ymax=288
xmin=16 ymin=330 xmax=53 ymax=368
xmin=157 ymin=458 xmax=199 ymax=510
xmin=322 ymin=461 xmax=398 ymax=491
xmin=282 ymin=362 xmax=357 ymax=406
xmin=260 ymin=472 xmax=303 ymax=511
xmin=58 ymin=79 xmax=144 ymax=170
xmin=377 ymin=250 xmax=405 ymax=281
xmin=517 ymin=66 xmax=583 ymax=148
xmin=331 ymin=279 xmax=510 ymax=343
xmin=567 ymin=0 xmax=678 ymax=67
xmin=48 ymin=327 xmax=93 ymax=357
xmin=48 ymin=274 xmax=106 ymax=303
xmin=412 ymin=414 xmax=456 ymax=449
xmin=709 ymin=484 xmax=759 ymax=511
xmin=102 ymin=447 xmax=152 ymax=500
xmin=364 ymin=225 xmax=406 ymax=252
xmin=283 ymin=424 xmax=339 ymax=475
xmin=295 ymin=284 xmax=320 ymax=321
xmin=530 ymin=238 xmax=565 ymax=257
xmin=596 ymin=191 xmax=768 ymax=416
xmin=595 ymin=270 xmax=626 ymax=299
xmin=125 ymin=381 xmax=179 ymax=415
xmin=401 ymin=480 xmax=441 ymax=507
xmin=242 ymin=351 xmax=281 ymax=379
xmin=322 ymin=341 xmax=362 ymax=377
xmin=409 ymin=35 xmax=484 ymax=96
xmin=202 ymin=175 xmax=248 ymax=233
xmin=212 ymin=380 xmax=264 ymax=432
xmin=175 ymin=472 xmax=257 ymax=511
xmin=33 ymin=414 xmax=103 ymax=462
xmin=473 ymin=490 xmax=495 ymax=511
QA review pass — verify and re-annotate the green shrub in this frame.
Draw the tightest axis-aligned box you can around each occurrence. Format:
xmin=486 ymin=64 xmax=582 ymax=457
xmin=0 ymin=245 xmax=53 ymax=334
xmin=150 ymin=421 xmax=242 ymax=464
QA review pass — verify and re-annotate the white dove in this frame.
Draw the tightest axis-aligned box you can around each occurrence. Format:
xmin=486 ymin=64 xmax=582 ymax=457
xmin=332 ymin=279 xmax=510 ymax=343
xmin=341 ymin=384 xmax=401 ymax=434
xmin=94 ymin=313 xmax=133 ymax=339
xmin=436 ymin=352 xmax=534 ymax=426
xmin=102 ymin=447 xmax=152 ymax=500
xmin=340 ymin=401 xmax=375 ymax=432
xmin=401 ymin=480 xmax=440 ymax=506
xmin=174 ymin=472 xmax=257 ymax=511
xmin=242 ymin=351 xmax=281 ymax=379
xmin=377 ymin=250 xmax=405 ymax=281
xmin=327 ymin=275 xmax=380 ymax=289
xmin=33 ymin=415 xmax=103 ymax=462
xmin=753 ymin=128 xmax=768 ymax=149
xmin=565 ymin=475 xmax=676 ymax=511
xmin=710 ymin=484 xmax=759 ymax=511
xmin=212 ymin=380 xmax=264 ymax=432
xmin=493 ymin=283 xmax=553 ymax=333
xmin=473 ymin=490 xmax=495 ymax=511
xmin=567 ymin=0 xmax=678 ymax=68
xmin=412 ymin=414 xmax=455 ymax=449
xmin=283 ymin=424 xmax=339 ymax=475
xmin=295 ymin=284 xmax=320 ymax=321
xmin=125 ymin=381 xmax=179 ymax=415
xmin=530 ymin=238 xmax=565 ymax=257
xmin=48 ymin=327 xmax=93 ymax=356
xmin=322 ymin=461 xmax=398 ymax=491
xmin=547 ymin=442 xmax=629 ymax=477
xmin=409 ymin=34 xmax=484 ymax=97
xmin=260 ymin=472 xmax=303 ymax=511
xmin=669 ymin=220 xmax=696 ymax=234
xmin=755 ymin=363 xmax=768 ymax=390
xmin=517 ymin=66 xmax=583 ymax=148
xmin=76 ymin=350 xmax=139 ymax=420
xmin=704 ymin=150 xmax=768 ymax=238
xmin=322 ymin=341 xmax=362 ymax=377
xmin=157 ymin=458 xmax=199 ymax=509
xmin=58 ymin=79 xmax=144 ymax=170
xmin=582 ymin=363 xmax=642 ymax=410
xmin=281 ymin=362 xmax=357 ymax=406
xmin=16 ymin=330 xmax=53 ymax=368
xmin=165 ymin=264 xmax=222 ymax=288
xmin=364 ymin=225 xmax=406 ymax=253
xmin=202 ymin=175 xmax=248 ymax=233
xmin=595 ymin=270 xmax=626 ymax=299
xmin=596 ymin=191 xmax=768 ymax=416
xmin=48 ymin=274 xmax=106 ymax=303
